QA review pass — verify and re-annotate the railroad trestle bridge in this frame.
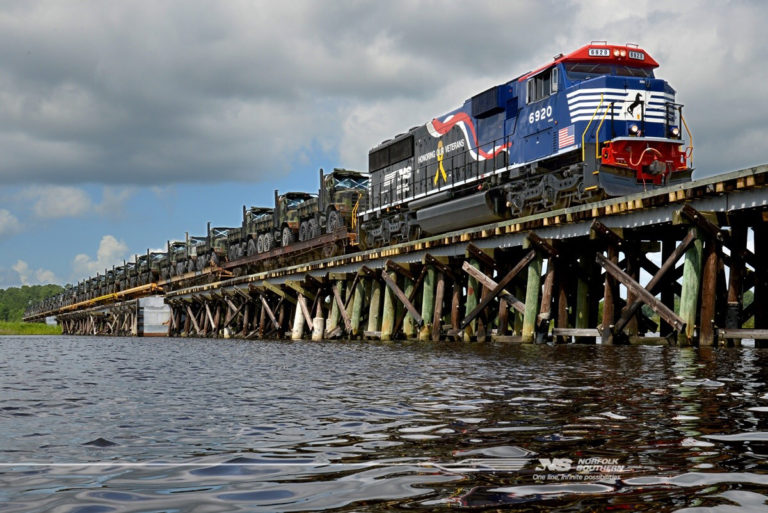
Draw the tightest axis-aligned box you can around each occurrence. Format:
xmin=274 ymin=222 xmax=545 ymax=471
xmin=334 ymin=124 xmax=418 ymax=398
xmin=32 ymin=164 xmax=768 ymax=347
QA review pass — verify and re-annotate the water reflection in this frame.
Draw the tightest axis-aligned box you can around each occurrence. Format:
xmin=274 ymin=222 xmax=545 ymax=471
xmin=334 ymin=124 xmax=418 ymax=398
xmin=1 ymin=336 xmax=768 ymax=511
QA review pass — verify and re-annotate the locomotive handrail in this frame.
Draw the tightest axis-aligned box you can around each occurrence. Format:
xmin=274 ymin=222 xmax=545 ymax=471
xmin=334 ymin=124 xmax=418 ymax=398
xmin=681 ymin=112 xmax=694 ymax=167
xmin=594 ymin=102 xmax=613 ymax=159
xmin=581 ymin=93 xmax=604 ymax=160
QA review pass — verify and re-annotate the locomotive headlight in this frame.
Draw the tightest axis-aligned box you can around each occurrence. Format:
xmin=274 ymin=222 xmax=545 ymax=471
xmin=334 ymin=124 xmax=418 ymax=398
xmin=614 ymin=49 xmax=620 ymax=57
xmin=629 ymin=124 xmax=639 ymax=135
xmin=620 ymin=49 xmax=627 ymax=57
xmin=670 ymin=127 xmax=680 ymax=138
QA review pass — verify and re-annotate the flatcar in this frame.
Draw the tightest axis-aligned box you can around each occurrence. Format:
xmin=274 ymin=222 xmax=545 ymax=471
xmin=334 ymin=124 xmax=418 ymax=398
xmin=359 ymin=42 xmax=692 ymax=247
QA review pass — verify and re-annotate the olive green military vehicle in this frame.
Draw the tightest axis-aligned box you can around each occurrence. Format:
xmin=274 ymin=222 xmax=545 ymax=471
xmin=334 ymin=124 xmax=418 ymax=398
xmin=253 ymin=192 xmax=313 ymax=253
xmin=227 ymin=206 xmax=274 ymax=260
xmin=250 ymin=169 xmax=367 ymax=255
xmin=296 ymin=168 xmax=368 ymax=242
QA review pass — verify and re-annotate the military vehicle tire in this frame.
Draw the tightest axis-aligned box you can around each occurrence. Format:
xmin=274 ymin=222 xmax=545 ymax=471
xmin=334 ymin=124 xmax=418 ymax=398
xmin=327 ymin=210 xmax=341 ymax=233
xmin=256 ymin=235 xmax=264 ymax=254
xmin=309 ymin=218 xmax=320 ymax=239
xmin=282 ymin=227 xmax=294 ymax=246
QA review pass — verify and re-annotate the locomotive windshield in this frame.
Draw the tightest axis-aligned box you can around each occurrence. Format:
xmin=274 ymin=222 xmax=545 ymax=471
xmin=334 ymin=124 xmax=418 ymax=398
xmin=564 ymin=62 xmax=654 ymax=81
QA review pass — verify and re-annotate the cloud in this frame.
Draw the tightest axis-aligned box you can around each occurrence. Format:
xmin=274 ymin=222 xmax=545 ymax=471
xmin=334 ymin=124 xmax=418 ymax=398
xmin=22 ymin=185 xmax=93 ymax=218
xmin=0 ymin=1 xmax=764 ymax=188
xmin=11 ymin=259 xmax=59 ymax=285
xmin=72 ymin=234 xmax=129 ymax=279
xmin=18 ymin=185 xmax=136 ymax=219
xmin=93 ymin=186 xmax=136 ymax=218
xmin=0 ymin=209 xmax=21 ymax=238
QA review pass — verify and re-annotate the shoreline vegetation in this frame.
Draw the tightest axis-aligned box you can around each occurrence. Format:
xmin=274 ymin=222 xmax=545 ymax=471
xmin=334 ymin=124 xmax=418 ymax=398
xmin=0 ymin=321 xmax=62 ymax=336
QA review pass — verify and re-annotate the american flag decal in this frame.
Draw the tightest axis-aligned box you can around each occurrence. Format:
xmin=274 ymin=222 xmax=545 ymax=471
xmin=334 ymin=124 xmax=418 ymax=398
xmin=558 ymin=124 xmax=575 ymax=148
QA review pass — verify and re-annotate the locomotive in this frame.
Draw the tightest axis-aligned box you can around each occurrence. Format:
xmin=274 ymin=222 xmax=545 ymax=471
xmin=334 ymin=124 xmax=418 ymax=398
xmin=359 ymin=42 xmax=692 ymax=247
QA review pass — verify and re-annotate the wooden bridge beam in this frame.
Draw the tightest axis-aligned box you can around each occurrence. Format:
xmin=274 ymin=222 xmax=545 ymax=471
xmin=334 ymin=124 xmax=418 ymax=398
xmin=597 ymin=253 xmax=686 ymax=333
xmin=612 ymin=228 xmax=696 ymax=339
xmin=460 ymin=250 xmax=535 ymax=330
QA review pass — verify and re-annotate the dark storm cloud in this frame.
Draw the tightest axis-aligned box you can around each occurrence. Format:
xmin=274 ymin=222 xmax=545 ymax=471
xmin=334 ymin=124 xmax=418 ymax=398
xmin=0 ymin=1 xmax=765 ymax=185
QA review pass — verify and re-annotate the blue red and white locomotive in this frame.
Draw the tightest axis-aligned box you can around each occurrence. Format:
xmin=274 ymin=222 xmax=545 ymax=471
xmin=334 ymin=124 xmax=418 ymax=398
xmin=359 ymin=42 xmax=692 ymax=247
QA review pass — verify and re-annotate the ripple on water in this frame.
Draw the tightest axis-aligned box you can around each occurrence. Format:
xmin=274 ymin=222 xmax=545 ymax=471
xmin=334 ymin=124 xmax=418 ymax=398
xmin=3 ymin=337 xmax=768 ymax=512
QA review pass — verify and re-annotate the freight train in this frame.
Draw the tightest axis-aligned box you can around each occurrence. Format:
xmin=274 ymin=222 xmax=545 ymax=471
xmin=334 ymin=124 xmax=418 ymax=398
xmin=26 ymin=42 xmax=692 ymax=316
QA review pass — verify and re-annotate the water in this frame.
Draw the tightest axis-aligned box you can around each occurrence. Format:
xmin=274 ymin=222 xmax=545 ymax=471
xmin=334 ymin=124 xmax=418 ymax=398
xmin=2 ymin=336 xmax=768 ymax=512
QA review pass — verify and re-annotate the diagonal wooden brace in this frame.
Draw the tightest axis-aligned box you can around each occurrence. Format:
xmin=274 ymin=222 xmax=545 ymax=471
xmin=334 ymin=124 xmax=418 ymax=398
xmin=612 ymin=228 xmax=697 ymax=335
xmin=590 ymin=220 xmax=624 ymax=247
xmin=205 ymin=303 xmax=216 ymax=331
xmin=460 ymin=249 xmax=536 ymax=330
xmin=381 ymin=270 xmax=424 ymax=328
xmin=596 ymin=253 xmax=686 ymax=332
xmin=527 ymin=232 xmax=559 ymax=257
xmin=680 ymin=203 xmax=757 ymax=269
xmin=285 ymin=280 xmax=316 ymax=301
xmin=260 ymin=296 xmax=280 ymax=330
xmin=393 ymin=265 xmax=428 ymax=333
xmin=461 ymin=261 xmax=525 ymax=314
xmin=297 ymin=294 xmax=313 ymax=327
xmin=331 ymin=284 xmax=352 ymax=332
xmin=466 ymin=244 xmax=496 ymax=270
xmin=385 ymin=260 xmax=415 ymax=282
xmin=425 ymin=254 xmax=455 ymax=281
xmin=343 ymin=273 xmax=361 ymax=310
xmin=186 ymin=305 xmax=201 ymax=334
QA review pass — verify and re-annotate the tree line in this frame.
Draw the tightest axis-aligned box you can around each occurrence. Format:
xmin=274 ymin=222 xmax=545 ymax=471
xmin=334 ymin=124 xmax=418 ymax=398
xmin=0 ymin=285 xmax=64 ymax=322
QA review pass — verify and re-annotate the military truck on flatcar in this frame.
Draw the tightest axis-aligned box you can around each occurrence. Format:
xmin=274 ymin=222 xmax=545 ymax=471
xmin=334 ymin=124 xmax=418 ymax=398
xmin=227 ymin=206 xmax=274 ymax=260
xmin=296 ymin=168 xmax=368 ymax=242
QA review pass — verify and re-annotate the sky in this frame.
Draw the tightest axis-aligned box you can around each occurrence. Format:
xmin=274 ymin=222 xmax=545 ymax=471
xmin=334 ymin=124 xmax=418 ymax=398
xmin=1 ymin=0 xmax=767 ymax=288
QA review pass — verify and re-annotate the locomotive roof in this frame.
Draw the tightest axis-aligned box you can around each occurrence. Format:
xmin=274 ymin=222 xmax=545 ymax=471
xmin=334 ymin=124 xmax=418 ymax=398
xmin=519 ymin=42 xmax=659 ymax=81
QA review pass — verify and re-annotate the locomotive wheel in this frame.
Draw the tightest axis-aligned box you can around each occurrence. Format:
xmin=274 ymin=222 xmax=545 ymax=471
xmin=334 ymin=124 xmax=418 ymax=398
xmin=282 ymin=227 xmax=294 ymax=246
xmin=210 ymin=252 xmax=220 ymax=267
xmin=299 ymin=221 xmax=308 ymax=242
xmin=186 ymin=260 xmax=195 ymax=274
xmin=264 ymin=233 xmax=274 ymax=252
xmin=177 ymin=262 xmax=186 ymax=276
xmin=381 ymin=224 xmax=391 ymax=246
xmin=197 ymin=255 xmax=206 ymax=272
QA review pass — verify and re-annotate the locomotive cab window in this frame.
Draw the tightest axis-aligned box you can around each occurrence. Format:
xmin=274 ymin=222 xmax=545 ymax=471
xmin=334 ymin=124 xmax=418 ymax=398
xmin=526 ymin=67 xmax=558 ymax=104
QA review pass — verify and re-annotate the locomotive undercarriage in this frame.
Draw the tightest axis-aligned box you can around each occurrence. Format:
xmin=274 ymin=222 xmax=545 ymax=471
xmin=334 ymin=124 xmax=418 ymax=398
xmin=360 ymin=154 xmax=610 ymax=249
xmin=504 ymin=163 xmax=601 ymax=217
